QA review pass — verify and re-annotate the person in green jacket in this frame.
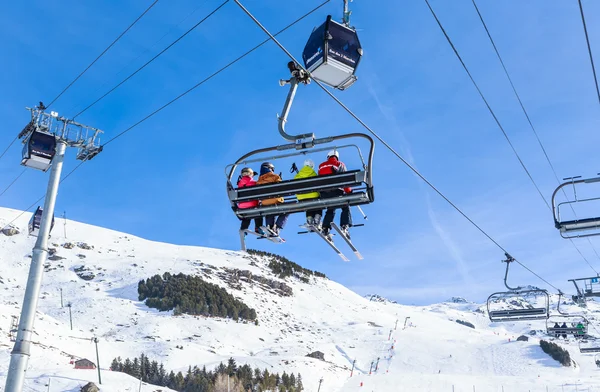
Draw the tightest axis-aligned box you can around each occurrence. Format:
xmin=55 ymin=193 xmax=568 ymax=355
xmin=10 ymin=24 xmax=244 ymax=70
xmin=576 ymin=321 xmax=586 ymax=337
xmin=295 ymin=159 xmax=322 ymax=227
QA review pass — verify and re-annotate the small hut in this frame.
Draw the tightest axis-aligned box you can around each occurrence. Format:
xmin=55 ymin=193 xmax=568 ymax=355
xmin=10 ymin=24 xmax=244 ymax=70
xmin=74 ymin=358 xmax=96 ymax=369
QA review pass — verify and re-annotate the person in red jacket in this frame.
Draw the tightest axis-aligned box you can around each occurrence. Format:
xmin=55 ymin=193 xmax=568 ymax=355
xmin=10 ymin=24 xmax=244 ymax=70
xmin=237 ymin=167 xmax=264 ymax=235
xmin=318 ymin=150 xmax=353 ymax=238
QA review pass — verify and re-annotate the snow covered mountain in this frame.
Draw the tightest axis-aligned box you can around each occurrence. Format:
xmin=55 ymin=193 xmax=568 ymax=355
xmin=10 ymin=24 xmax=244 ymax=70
xmin=1 ymin=206 xmax=600 ymax=391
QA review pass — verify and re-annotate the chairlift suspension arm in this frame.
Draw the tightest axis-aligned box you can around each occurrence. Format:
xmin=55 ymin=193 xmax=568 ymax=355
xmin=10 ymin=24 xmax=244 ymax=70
xmin=342 ymin=0 xmax=351 ymax=26
xmin=502 ymin=253 xmax=521 ymax=291
xmin=278 ymin=69 xmax=315 ymax=143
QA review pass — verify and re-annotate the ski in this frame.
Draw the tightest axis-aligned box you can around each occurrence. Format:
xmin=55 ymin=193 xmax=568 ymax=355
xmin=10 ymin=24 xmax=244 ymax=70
xmin=299 ymin=223 xmax=349 ymax=262
xmin=259 ymin=226 xmax=286 ymax=244
xmin=331 ymin=223 xmax=363 ymax=260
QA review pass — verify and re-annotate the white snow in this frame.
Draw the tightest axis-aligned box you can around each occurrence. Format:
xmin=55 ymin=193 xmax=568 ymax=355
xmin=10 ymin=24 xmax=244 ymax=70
xmin=0 ymin=206 xmax=600 ymax=391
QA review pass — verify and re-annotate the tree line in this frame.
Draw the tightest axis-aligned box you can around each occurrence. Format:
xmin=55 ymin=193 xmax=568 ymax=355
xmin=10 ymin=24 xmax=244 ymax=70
xmin=110 ymin=355 xmax=304 ymax=391
xmin=138 ymin=272 xmax=257 ymax=321
xmin=247 ymin=249 xmax=327 ymax=281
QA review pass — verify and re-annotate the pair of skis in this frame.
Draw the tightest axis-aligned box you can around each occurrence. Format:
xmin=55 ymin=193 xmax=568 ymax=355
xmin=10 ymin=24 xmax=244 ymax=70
xmin=239 ymin=226 xmax=285 ymax=251
xmin=299 ymin=222 xmax=363 ymax=262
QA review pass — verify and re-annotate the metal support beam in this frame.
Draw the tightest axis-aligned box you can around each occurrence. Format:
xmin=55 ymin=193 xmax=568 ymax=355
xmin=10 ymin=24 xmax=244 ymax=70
xmin=5 ymin=141 xmax=67 ymax=392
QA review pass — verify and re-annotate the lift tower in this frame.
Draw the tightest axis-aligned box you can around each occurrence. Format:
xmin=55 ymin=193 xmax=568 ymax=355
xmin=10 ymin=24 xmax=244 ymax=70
xmin=5 ymin=104 xmax=103 ymax=392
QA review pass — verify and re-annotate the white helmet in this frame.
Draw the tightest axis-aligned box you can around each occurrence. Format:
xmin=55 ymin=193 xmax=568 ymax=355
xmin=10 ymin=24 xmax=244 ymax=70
xmin=327 ymin=150 xmax=339 ymax=159
xmin=304 ymin=159 xmax=315 ymax=168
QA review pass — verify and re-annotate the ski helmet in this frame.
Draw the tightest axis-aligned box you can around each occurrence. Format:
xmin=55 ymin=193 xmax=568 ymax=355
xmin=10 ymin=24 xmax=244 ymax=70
xmin=241 ymin=167 xmax=257 ymax=176
xmin=304 ymin=159 xmax=315 ymax=168
xmin=327 ymin=150 xmax=339 ymax=159
xmin=261 ymin=162 xmax=275 ymax=170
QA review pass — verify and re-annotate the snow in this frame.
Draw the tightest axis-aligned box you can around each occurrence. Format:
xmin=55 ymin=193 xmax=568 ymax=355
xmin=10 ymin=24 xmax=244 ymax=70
xmin=1 ymin=206 xmax=600 ymax=391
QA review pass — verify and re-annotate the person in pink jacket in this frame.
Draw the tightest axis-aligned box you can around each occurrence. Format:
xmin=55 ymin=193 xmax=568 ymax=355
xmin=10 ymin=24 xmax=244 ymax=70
xmin=237 ymin=167 xmax=264 ymax=235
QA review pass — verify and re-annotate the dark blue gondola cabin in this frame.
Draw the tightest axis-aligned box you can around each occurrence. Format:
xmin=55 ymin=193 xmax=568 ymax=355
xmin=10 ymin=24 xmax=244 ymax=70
xmin=21 ymin=131 xmax=57 ymax=172
xmin=28 ymin=206 xmax=55 ymax=237
xmin=302 ymin=15 xmax=363 ymax=90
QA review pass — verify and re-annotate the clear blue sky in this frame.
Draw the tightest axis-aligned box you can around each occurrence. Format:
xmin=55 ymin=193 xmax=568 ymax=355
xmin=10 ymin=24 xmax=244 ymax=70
xmin=2 ymin=0 xmax=600 ymax=305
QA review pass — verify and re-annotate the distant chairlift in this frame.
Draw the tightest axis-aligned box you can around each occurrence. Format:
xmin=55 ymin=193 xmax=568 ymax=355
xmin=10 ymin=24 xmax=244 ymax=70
xmin=546 ymin=293 xmax=588 ymax=337
xmin=28 ymin=206 xmax=55 ymax=237
xmin=579 ymin=337 xmax=600 ymax=353
xmin=569 ymin=276 xmax=600 ymax=304
xmin=486 ymin=253 xmax=550 ymax=322
xmin=302 ymin=14 xmax=362 ymax=90
xmin=552 ymin=175 xmax=600 ymax=238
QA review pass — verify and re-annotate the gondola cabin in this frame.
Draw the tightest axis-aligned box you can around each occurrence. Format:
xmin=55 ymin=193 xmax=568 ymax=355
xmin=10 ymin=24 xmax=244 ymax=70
xmin=28 ymin=206 xmax=55 ymax=237
xmin=302 ymin=15 xmax=362 ymax=90
xmin=21 ymin=130 xmax=57 ymax=172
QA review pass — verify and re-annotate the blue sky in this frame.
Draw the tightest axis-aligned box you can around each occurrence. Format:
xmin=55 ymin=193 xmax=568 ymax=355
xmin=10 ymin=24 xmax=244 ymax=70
xmin=2 ymin=0 xmax=600 ymax=305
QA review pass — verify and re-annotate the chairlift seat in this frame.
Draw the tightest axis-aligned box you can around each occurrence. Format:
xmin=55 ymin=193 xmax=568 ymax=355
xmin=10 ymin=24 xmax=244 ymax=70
xmin=21 ymin=131 xmax=57 ymax=172
xmin=557 ymin=217 xmax=600 ymax=233
xmin=230 ymin=170 xmax=374 ymax=219
xmin=547 ymin=327 xmax=586 ymax=335
xmin=581 ymin=347 xmax=600 ymax=353
xmin=302 ymin=16 xmax=362 ymax=90
xmin=488 ymin=307 xmax=548 ymax=322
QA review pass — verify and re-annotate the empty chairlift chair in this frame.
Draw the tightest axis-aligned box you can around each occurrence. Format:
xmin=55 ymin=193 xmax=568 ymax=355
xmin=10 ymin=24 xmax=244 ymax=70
xmin=552 ymin=175 xmax=600 ymax=238
xmin=302 ymin=15 xmax=363 ymax=90
xmin=28 ymin=206 xmax=55 ymax=237
xmin=580 ymin=338 xmax=600 ymax=353
xmin=486 ymin=253 xmax=550 ymax=322
xmin=569 ymin=277 xmax=600 ymax=304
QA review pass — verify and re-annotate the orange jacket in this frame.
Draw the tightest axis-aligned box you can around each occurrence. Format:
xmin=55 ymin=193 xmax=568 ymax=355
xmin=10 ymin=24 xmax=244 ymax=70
xmin=257 ymin=172 xmax=284 ymax=205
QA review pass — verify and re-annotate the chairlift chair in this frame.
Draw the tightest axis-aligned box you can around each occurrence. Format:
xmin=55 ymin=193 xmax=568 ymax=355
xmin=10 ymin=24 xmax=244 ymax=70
xmin=486 ymin=254 xmax=550 ymax=322
xmin=570 ymin=277 xmax=600 ymax=303
xmin=546 ymin=316 xmax=588 ymax=338
xmin=21 ymin=130 xmax=57 ymax=172
xmin=302 ymin=15 xmax=363 ymax=90
xmin=580 ymin=338 xmax=600 ymax=353
xmin=552 ymin=175 xmax=600 ymax=238
xmin=226 ymin=138 xmax=374 ymax=221
xmin=28 ymin=206 xmax=55 ymax=237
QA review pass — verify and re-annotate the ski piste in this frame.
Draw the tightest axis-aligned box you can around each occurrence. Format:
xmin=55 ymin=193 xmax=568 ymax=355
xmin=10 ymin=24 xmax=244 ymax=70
xmin=299 ymin=223 xmax=350 ymax=262
xmin=331 ymin=222 xmax=363 ymax=260
xmin=238 ymin=228 xmax=284 ymax=251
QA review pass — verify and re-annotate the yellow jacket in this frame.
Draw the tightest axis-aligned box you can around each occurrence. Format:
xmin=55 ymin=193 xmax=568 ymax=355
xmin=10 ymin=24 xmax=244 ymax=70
xmin=257 ymin=172 xmax=284 ymax=205
xmin=294 ymin=166 xmax=320 ymax=200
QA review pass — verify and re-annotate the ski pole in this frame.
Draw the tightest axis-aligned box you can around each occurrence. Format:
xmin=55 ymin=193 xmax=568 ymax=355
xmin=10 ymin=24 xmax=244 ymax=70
xmin=356 ymin=205 xmax=367 ymax=220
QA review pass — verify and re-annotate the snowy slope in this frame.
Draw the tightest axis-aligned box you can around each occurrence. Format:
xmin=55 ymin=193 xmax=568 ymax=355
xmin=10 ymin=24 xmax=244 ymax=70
xmin=0 ymin=206 xmax=600 ymax=391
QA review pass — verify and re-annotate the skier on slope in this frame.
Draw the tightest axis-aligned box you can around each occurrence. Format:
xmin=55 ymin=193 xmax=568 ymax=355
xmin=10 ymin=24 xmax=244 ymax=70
xmin=318 ymin=150 xmax=352 ymax=239
xmin=237 ymin=167 xmax=264 ymax=235
xmin=257 ymin=162 xmax=288 ymax=236
xmin=294 ymin=159 xmax=322 ymax=228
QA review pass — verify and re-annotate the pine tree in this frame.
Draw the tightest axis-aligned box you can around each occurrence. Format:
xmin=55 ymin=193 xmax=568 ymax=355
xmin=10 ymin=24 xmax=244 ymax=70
xmin=296 ymin=373 xmax=303 ymax=391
